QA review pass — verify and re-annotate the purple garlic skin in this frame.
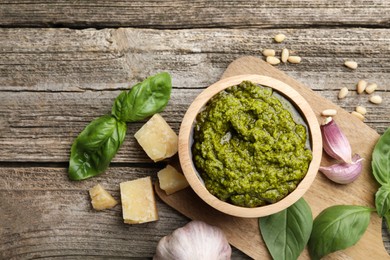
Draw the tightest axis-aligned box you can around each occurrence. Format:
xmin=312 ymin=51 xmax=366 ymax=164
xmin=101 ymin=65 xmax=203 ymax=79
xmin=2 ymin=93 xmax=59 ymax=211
xmin=154 ymin=220 xmax=232 ymax=260
xmin=321 ymin=117 xmax=353 ymax=164
xmin=319 ymin=154 xmax=363 ymax=184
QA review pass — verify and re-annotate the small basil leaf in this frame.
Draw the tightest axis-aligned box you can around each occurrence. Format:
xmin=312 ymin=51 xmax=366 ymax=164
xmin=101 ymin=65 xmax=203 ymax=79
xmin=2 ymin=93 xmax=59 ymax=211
xmin=308 ymin=205 xmax=373 ymax=260
xmin=112 ymin=72 xmax=172 ymax=122
xmin=371 ymin=127 xmax=390 ymax=185
xmin=375 ymin=185 xmax=390 ymax=217
xmin=69 ymin=115 xmax=127 ymax=180
xmin=259 ymin=198 xmax=313 ymax=260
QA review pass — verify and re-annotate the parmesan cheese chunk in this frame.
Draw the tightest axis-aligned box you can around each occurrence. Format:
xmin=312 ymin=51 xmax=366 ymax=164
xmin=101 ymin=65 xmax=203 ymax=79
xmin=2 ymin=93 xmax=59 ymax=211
xmin=134 ymin=114 xmax=178 ymax=162
xmin=158 ymin=165 xmax=189 ymax=195
xmin=89 ymin=184 xmax=118 ymax=210
xmin=120 ymin=177 xmax=159 ymax=224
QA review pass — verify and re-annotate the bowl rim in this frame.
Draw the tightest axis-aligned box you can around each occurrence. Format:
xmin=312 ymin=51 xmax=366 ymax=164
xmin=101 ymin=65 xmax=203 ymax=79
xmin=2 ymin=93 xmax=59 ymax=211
xmin=178 ymin=74 xmax=322 ymax=218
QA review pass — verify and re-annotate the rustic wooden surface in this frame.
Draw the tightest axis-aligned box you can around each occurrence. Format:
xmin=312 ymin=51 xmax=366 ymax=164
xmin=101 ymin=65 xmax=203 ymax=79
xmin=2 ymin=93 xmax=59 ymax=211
xmin=0 ymin=2 xmax=389 ymax=259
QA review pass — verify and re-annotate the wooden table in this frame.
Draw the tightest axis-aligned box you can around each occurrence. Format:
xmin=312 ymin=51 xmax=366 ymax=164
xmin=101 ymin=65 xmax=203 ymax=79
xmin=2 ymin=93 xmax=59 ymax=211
xmin=1 ymin=2 xmax=389 ymax=259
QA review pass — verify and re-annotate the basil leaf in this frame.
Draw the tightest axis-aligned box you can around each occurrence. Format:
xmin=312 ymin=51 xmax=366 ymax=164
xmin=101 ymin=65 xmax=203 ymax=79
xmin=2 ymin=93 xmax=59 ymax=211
xmin=308 ymin=205 xmax=373 ymax=260
xmin=69 ymin=115 xmax=127 ymax=180
xmin=259 ymin=198 xmax=312 ymax=260
xmin=112 ymin=72 xmax=172 ymax=122
xmin=372 ymin=127 xmax=390 ymax=185
xmin=375 ymin=185 xmax=390 ymax=217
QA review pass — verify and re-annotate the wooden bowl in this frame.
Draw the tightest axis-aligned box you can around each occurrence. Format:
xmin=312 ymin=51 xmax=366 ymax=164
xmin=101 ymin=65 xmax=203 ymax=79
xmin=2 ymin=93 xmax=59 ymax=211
xmin=178 ymin=74 xmax=322 ymax=218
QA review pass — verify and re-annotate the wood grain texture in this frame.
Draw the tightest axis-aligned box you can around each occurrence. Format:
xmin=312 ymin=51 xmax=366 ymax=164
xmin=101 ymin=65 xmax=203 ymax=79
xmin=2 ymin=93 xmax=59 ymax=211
xmin=0 ymin=1 xmax=389 ymax=28
xmin=0 ymin=28 xmax=389 ymax=163
xmin=156 ymin=56 xmax=388 ymax=259
xmin=0 ymin=166 xmax=249 ymax=259
xmin=2 ymin=27 xmax=390 ymax=91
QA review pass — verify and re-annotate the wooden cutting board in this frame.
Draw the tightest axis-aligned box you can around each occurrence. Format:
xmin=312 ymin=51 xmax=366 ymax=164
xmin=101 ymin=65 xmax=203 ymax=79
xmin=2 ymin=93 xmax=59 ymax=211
xmin=155 ymin=56 xmax=387 ymax=259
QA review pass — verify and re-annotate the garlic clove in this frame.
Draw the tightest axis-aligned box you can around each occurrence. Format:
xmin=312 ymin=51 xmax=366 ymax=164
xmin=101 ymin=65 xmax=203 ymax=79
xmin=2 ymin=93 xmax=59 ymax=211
xmin=320 ymin=117 xmax=353 ymax=164
xmin=319 ymin=154 xmax=363 ymax=184
xmin=154 ymin=220 xmax=231 ymax=260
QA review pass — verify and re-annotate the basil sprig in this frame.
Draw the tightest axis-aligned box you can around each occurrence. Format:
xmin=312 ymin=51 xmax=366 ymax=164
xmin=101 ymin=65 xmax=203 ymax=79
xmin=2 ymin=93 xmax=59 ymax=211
xmin=69 ymin=72 xmax=172 ymax=180
xmin=308 ymin=205 xmax=373 ymax=260
xmin=259 ymin=201 xmax=374 ymax=259
xmin=259 ymin=198 xmax=312 ymax=260
xmin=371 ymin=127 xmax=390 ymax=223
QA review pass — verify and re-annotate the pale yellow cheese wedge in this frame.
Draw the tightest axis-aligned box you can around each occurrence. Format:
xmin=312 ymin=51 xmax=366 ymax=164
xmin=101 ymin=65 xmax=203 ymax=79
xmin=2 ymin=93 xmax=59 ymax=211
xmin=89 ymin=184 xmax=118 ymax=210
xmin=134 ymin=113 xmax=178 ymax=162
xmin=120 ymin=176 xmax=159 ymax=224
xmin=158 ymin=165 xmax=189 ymax=195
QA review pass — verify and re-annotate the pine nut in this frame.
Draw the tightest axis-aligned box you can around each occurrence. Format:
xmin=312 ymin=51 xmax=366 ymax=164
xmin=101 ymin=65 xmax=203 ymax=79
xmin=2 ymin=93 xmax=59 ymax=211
xmin=321 ymin=109 xmax=337 ymax=117
xmin=356 ymin=80 xmax=367 ymax=94
xmin=288 ymin=56 xmax=302 ymax=64
xmin=351 ymin=111 xmax=365 ymax=121
xmin=365 ymin=83 xmax=377 ymax=94
xmin=266 ymin=56 xmax=281 ymax=65
xmin=274 ymin=33 xmax=286 ymax=43
xmin=338 ymin=87 xmax=349 ymax=99
xmin=344 ymin=61 xmax=358 ymax=69
xmin=281 ymin=48 xmax=289 ymax=63
xmin=355 ymin=106 xmax=367 ymax=115
xmin=262 ymin=49 xmax=276 ymax=57
xmin=369 ymin=95 xmax=382 ymax=104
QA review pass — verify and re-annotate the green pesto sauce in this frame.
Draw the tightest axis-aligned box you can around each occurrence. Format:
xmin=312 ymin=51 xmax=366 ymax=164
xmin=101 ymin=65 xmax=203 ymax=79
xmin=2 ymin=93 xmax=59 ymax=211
xmin=192 ymin=81 xmax=312 ymax=208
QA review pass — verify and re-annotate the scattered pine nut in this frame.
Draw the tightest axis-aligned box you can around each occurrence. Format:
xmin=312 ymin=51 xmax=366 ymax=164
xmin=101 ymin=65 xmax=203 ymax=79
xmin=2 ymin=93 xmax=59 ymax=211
xmin=369 ymin=95 xmax=383 ymax=104
xmin=281 ymin=48 xmax=289 ymax=63
xmin=356 ymin=80 xmax=367 ymax=94
xmin=355 ymin=106 xmax=367 ymax=115
xmin=262 ymin=49 xmax=276 ymax=57
xmin=266 ymin=56 xmax=281 ymax=65
xmin=288 ymin=56 xmax=302 ymax=64
xmin=274 ymin=34 xmax=286 ymax=43
xmin=321 ymin=109 xmax=337 ymax=117
xmin=365 ymin=83 xmax=377 ymax=94
xmin=338 ymin=87 xmax=349 ymax=99
xmin=351 ymin=111 xmax=365 ymax=121
xmin=344 ymin=61 xmax=358 ymax=70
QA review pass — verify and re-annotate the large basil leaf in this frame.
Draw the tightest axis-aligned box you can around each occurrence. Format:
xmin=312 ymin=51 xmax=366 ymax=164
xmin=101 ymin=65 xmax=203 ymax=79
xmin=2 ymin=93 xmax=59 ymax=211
xmin=259 ymin=198 xmax=312 ymax=260
xmin=308 ymin=205 xmax=373 ymax=260
xmin=69 ymin=115 xmax=127 ymax=180
xmin=372 ymin=127 xmax=390 ymax=185
xmin=375 ymin=185 xmax=390 ymax=217
xmin=112 ymin=72 xmax=172 ymax=122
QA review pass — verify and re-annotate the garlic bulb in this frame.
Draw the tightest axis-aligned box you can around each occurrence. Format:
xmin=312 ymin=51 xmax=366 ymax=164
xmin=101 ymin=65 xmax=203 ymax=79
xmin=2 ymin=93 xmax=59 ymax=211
xmin=154 ymin=220 xmax=231 ymax=260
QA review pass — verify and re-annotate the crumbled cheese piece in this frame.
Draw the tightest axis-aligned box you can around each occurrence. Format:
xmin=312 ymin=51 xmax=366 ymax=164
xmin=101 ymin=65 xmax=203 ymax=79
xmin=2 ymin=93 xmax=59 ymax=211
xmin=158 ymin=165 xmax=189 ymax=195
xmin=134 ymin=114 xmax=178 ymax=162
xmin=89 ymin=184 xmax=118 ymax=210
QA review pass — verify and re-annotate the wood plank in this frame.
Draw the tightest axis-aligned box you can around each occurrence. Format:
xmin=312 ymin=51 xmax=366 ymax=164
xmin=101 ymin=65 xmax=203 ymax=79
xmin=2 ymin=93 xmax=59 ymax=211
xmin=0 ymin=166 xmax=248 ymax=259
xmin=1 ymin=28 xmax=390 ymax=91
xmin=0 ymin=1 xmax=389 ymax=28
xmin=0 ymin=89 xmax=388 ymax=163
xmin=156 ymin=56 xmax=388 ymax=259
xmin=0 ymin=28 xmax=389 ymax=162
